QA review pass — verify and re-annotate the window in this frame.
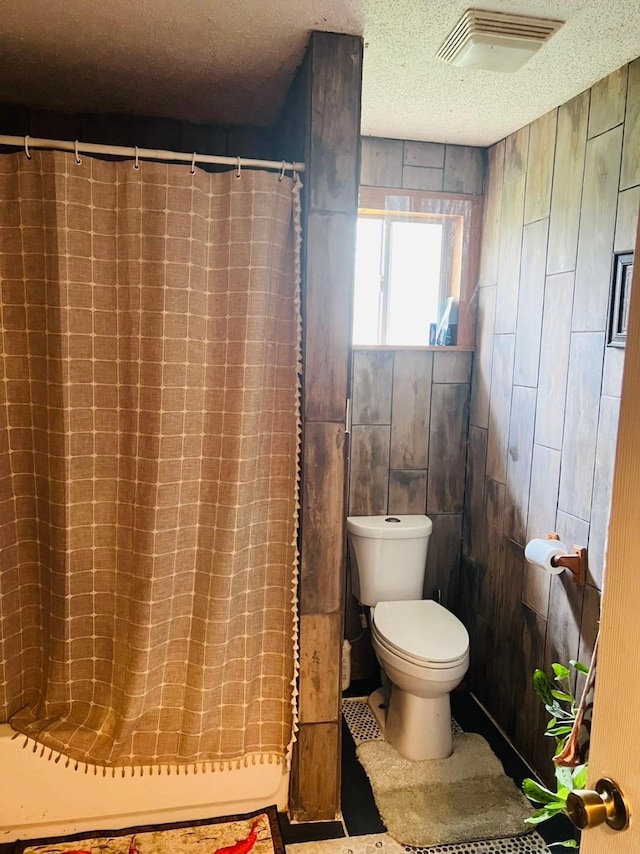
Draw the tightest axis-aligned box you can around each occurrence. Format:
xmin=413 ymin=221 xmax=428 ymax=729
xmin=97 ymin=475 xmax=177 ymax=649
xmin=353 ymin=188 xmax=481 ymax=348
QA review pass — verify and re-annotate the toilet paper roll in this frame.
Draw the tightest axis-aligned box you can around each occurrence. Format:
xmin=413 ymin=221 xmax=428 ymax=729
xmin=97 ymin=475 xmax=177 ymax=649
xmin=524 ymin=538 xmax=566 ymax=575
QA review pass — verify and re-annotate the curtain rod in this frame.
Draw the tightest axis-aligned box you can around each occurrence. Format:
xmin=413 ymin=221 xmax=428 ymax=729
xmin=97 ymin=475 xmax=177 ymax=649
xmin=0 ymin=135 xmax=305 ymax=174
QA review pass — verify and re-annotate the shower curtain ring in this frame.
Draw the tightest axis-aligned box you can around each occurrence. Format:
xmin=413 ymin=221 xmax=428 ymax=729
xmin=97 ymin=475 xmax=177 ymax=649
xmin=133 ymin=146 xmax=140 ymax=171
xmin=236 ymin=156 xmax=242 ymax=179
xmin=24 ymin=135 xmax=32 ymax=160
xmin=278 ymin=161 xmax=286 ymax=181
xmin=74 ymin=140 xmax=82 ymax=165
xmin=190 ymin=151 xmax=197 ymax=175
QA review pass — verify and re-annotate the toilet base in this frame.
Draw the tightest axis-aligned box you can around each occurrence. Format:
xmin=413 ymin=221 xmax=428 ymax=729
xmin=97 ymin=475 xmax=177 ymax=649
xmin=368 ymin=685 xmax=453 ymax=761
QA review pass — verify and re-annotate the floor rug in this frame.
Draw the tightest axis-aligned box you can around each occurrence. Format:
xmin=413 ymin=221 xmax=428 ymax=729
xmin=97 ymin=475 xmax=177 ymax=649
xmin=286 ymin=830 xmax=550 ymax=854
xmin=15 ymin=806 xmax=284 ymax=854
xmin=356 ymin=734 xmax=534 ymax=848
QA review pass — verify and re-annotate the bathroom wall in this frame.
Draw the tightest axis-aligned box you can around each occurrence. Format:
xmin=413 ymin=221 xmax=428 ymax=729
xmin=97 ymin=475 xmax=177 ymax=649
xmin=460 ymin=58 xmax=640 ymax=780
xmin=347 ymin=137 xmax=485 ymax=678
xmin=346 ymin=348 xmax=473 ymax=676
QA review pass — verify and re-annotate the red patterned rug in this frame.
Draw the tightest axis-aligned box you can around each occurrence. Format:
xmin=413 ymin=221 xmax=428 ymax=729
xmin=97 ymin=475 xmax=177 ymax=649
xmin=15 ymin=807 xmax=284 ymax=854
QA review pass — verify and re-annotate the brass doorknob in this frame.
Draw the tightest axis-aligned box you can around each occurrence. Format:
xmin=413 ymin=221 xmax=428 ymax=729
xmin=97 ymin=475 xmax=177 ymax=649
xmin=566 ymin=778 xmax=629 ymax=831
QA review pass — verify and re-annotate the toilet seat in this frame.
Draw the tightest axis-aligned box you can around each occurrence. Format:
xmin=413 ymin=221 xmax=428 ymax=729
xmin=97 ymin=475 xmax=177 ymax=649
xmin=372 ymin=600 xmax=469 ymax=669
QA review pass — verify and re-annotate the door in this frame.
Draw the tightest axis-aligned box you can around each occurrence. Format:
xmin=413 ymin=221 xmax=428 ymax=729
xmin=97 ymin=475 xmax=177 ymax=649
xmin=581 ymin=214 xmax=640 ymax=851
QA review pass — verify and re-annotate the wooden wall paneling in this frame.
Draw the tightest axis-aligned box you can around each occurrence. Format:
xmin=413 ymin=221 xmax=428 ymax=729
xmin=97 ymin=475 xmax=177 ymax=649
xmin=572 ymin=126 xmax=623 ymax=332
xmin=511 ymin=603 xmax=547 ymax=766
xmin=469 ymin=285 xmax=497 ymax=428
xmin=478 ymin=141 xmax=505 ymax=286
xmin=290 ymin=722 xmax=340 ymax=821
xmin=401 ymin=166 xmax=443 ymax=192
xmin=557 ymin=332 xmax=606 ymax=521
xmin=179 ymin=122 xmax=230 ymax=158
xmin=614 ymin=186 xmax=640 ymax=252
xmin=131 ymin=116 xmax=182 ymax=151
xmin=588 ymin=395 xmax=621 ymax=589
xmin=349 ymin=425 xmax=391 ymax=515
xmin=432 ymin=350 xmax=472 ymax=384
xmin=526 ymin=444 xmax=562 ymax=541
xmin=388 ymin=470 xmax=427 ymax=514
xmin=490 ymin=537 xmax=526 ymax=732
xmin=547 ymin=91 xmax=589 ymax=275
xmin=443 ymin=146 xmax=484 ymax=195
xmin=462 ymin=426 xmax=488 ymax=565
xmin=301 ymin=422 xmax=346 ymax=614
xmin=403 ymin=141 xmax=445 ymax=169
xmin=504 ymin=126 xmax=530 ymax=182
xmin=424 ymin=513 xmax=463 ymax=607
xmin=524 ymin=109 xmax=557 ymax=224
xmin=495 ymin=174 xmax=526 ymax=333
xmin=309 ymin=32 xmax=362 ymax=212
xmin=555 ymin=510 xmax=590 ymax=559
xmin=427 ymin=383 xmax=470 ymax=514
xmin=305 ymin=211 xmax=356 ymax=422
xmin=351 ymin=350 xmax=393 ymax=424
xmin=80 ymin=113 xmax=135 ymax=146
xmin=544 ymin=571 xmax=585 ymax=675
xmin=513 ymin=218 xmax=549 ymax=387
xmin=503 ymin=385 xmax=536 ymax=546
xmin=390 ymin=350 xmax=433 ymax=469
xmin=543 ymin=510 xmax=589 ymax=674
xmin=578 ymin=583 xmax=601 ymax=672
xmin=485 ymin=333 xmax=515 ymax=483
xmin=294 ymin=30 xmax=363 ymax=821
xmin=602 ymin=344 xmax=626 ymax=398
xmin=522 ymin=561 xmax=552 ymax=620
xmin=457 ymin=196 xmax=484 ymax=347
xmin=360 ymin=137 xmax=403 ymax=188
xmin=588 ymin=65 xmax=628 ymax=139
xmin=534 ymin=272 xmax=574 ymax=450
xmin=0 ymin=104 xmax=28 ymax=135
xmin=299 ymin=613 xmax=341 ymax=723
xmin=27 ymin=107 xmax=82 ymax=142
xmin=620 ymin=57 xmax=640 ymax=191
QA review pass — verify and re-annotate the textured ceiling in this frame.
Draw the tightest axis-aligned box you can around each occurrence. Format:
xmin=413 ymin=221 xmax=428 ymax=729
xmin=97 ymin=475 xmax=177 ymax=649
xmin=1 ymin=1 xmax=640 ymax=146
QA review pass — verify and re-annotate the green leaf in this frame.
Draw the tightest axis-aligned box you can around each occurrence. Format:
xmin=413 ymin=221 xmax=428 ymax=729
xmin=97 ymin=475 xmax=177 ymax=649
xmin=547 ymin=725 xmax=574 ymax=737
xmin=572 ymin=764 xmax=588 ymax=789
xmin=552 ymin=663 xmax=571 ymax=681
xmin=549 ymin=841 xmax=579 ymax=849
xmin=570 ymin=659 xmax=590 ymax=675
xmin=522 ymin=777 xmax=560 ymax=804
xmin=555 ymin=765 xmax=575 ymax=791
xmin=551 ymin=689 xmax=574 ymax=703
xmin=524 ymin=804 xmax=567 ymax=824
xmin=533 ymin=669 xmax=555 ymax=705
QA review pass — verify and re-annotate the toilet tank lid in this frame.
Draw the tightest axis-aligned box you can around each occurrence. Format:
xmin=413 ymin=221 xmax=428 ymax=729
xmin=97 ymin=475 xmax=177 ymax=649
xmin=347 ymin=515 xmax=433 ymax=539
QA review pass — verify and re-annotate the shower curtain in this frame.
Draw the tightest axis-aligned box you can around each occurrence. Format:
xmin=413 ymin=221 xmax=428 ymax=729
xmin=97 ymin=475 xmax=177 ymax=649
xmin=0 ymin=151 xmax=301 ymax=770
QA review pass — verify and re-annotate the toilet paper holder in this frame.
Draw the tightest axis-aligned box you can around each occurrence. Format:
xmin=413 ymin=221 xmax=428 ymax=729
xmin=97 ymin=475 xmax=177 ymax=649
xmin=547 ymin=532 xmax=587 ymax=585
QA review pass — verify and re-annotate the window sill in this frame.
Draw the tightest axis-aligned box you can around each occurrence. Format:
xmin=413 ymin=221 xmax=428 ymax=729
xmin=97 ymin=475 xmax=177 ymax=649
xmin=352 ymin=345 xmax=475 ymax=352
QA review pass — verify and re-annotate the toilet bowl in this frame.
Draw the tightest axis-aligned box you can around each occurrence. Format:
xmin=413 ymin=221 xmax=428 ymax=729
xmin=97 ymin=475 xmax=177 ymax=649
xmin=346 ymin=514 xmax=470 ymax=762
xmin=369 ymin=599 xmax=469 ymax=760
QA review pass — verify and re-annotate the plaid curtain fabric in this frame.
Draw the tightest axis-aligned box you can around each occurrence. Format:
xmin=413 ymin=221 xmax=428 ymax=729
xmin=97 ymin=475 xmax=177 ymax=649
xmin=0 ymin=151 xmax=301 ymax=769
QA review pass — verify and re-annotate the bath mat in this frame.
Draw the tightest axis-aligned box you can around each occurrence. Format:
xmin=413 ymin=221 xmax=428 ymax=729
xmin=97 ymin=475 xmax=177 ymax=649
xmin=286 ymin=830 xmax=550 ymax=854
xmin=356 ymin=734 xmax=533 ymax=847
xmin=15 ymin=806 xmax=284 ymax=854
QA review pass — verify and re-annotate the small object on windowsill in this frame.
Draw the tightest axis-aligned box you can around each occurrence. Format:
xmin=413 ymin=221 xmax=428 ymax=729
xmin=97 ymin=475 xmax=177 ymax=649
xmin=429 ymin=323 xmax=437 ymax=345
xmin=435 ymin=297 xmax=458 ymax=346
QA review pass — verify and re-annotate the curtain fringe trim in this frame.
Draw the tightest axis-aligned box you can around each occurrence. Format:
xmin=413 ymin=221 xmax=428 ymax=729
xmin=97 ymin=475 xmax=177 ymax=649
xmin=12 ymin=730 xmax=286 ymax=776
xmin=285 ymin=171 xmax=304 ymax=773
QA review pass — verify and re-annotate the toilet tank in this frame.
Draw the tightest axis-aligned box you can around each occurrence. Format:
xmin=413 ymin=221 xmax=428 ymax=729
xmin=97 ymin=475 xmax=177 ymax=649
xmin=346 ymin=515 xmax=433 ymax=606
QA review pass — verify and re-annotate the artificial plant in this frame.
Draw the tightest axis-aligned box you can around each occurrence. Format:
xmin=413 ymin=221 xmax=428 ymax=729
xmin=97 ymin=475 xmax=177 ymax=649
xmin=521 ymin=660 xmax=590 ymax=850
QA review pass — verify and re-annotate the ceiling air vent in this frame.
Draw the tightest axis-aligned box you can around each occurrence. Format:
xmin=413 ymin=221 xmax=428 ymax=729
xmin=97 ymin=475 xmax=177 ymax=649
xmin=437 ymin=9 xmax=564 ymax=72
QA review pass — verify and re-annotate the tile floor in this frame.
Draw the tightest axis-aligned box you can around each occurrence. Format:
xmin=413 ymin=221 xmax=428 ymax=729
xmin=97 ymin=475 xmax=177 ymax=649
xmin=282 ymin=682 xmax=578 ymax=854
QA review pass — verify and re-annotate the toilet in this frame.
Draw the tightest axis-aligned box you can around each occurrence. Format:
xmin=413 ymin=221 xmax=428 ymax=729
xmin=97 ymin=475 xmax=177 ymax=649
xmin=347 ymin=514 xmax=469 ymax=761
